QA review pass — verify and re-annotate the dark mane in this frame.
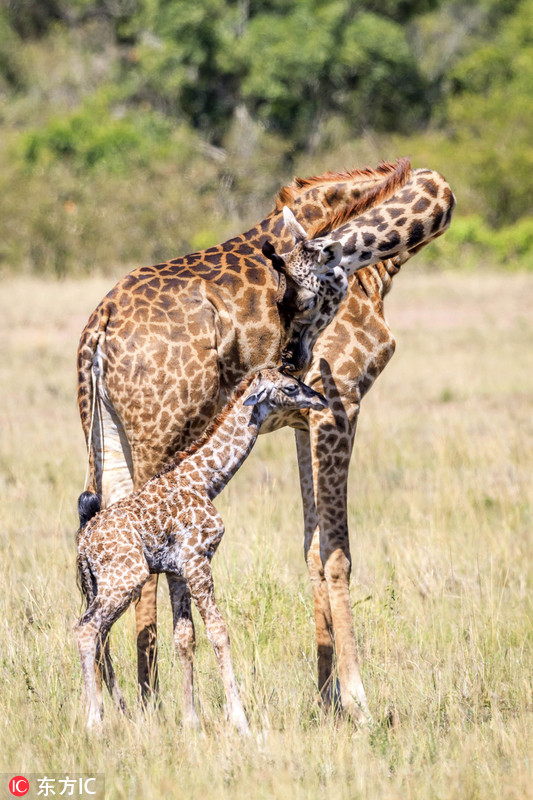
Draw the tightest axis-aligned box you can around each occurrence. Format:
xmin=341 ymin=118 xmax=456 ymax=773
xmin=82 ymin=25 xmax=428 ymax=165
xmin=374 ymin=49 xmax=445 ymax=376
xmin=272 ymin=158 xmax=411 ymax=215
xmin=307 ymin=157 xmax=412 ymax=239
xmin=155 ymin=373 xmax=257 ymax=477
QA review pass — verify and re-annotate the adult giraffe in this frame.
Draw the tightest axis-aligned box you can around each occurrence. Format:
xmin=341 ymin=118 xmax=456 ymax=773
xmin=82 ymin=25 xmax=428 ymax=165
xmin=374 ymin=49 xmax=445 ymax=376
xmin=77 ymin=158 xmax=454 ymax=723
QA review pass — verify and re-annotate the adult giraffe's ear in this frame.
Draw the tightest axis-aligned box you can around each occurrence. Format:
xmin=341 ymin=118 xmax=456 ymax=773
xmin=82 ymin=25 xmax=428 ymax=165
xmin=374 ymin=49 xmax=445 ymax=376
xmin=262 ymin=240 xmax=286 ymax=274
xmin=243 ymin=386 xmax=268 ymax=407
xmin=282 ymin=206 xmax=307 ymax=244
xmin=314 ymin=241 xmax=343 ymax=273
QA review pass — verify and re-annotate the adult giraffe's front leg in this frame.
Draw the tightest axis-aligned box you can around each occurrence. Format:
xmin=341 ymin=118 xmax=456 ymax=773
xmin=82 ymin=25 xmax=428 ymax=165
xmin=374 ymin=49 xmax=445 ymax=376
xmin=295 ymin=430 xmax=335 ymax=705
xmin=296 ymin=398 xmax=372 ymax=725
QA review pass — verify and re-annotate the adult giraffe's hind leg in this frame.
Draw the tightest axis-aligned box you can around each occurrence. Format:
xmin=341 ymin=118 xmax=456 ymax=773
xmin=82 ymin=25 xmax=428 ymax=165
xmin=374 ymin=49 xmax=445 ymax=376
xmin=314 ymin=408 xmax=372 ymax=725
xmin=135 ymin=574 xmax=159 ymax=704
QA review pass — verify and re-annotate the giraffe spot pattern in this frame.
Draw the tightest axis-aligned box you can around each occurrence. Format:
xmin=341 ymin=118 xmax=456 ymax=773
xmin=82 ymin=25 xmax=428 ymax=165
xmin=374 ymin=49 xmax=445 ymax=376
xmin=76 ymin=162 xmax=454 ymax=718
xmin=75 ymin=370 xmax=328 ymax=731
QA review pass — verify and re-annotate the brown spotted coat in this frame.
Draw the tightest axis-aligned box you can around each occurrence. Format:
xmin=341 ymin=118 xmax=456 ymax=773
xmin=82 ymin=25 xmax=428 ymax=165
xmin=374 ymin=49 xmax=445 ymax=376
xmin=75 ymin=369 xmax=328 ymax=731
xmin=77 ymin=158 xmax=455 ymax=721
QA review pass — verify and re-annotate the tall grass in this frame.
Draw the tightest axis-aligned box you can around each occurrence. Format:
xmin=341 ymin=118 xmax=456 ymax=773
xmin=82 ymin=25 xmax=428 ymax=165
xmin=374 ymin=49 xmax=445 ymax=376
xmin=0 ymin=271 xmax=531 ymax=799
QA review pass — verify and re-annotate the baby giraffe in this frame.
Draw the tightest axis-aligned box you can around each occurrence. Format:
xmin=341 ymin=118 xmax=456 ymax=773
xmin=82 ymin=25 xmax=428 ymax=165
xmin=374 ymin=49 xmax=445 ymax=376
xmin=75 ymin=369 xmax=327 ymax=732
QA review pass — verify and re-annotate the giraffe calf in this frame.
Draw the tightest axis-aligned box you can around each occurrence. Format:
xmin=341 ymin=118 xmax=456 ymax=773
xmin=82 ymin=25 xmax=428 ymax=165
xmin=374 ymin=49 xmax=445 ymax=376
xmin=75 ymin=369 xmax=328 ymax=732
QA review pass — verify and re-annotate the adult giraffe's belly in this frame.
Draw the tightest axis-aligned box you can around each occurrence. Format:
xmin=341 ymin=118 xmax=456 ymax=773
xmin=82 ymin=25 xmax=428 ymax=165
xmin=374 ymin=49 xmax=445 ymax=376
xmin=100 ymin=283 xmax=223 ymax=483
xmin=207 ymin=281 xmax=284 ymax=399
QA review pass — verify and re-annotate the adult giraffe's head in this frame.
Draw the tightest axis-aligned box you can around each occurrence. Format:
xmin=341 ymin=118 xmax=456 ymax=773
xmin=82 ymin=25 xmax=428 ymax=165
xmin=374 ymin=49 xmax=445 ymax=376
xmin=264 ymin=160 xmax=456 ymax=375
xmin=262 ymin=207 xmax=347 ymax=374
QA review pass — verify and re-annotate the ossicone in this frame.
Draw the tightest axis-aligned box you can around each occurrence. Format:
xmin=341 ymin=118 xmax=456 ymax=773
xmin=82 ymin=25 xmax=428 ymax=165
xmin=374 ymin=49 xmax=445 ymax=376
xmin=282 ymin=206 xmax=308 ymax=244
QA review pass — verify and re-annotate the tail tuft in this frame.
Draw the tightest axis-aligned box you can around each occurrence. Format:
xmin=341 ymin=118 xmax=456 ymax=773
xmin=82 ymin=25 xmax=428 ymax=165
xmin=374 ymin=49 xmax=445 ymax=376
xmin=76 ymin=552 xmax=97 ymax=612
xmin=78 ymin=491 xmax=101 ymax=528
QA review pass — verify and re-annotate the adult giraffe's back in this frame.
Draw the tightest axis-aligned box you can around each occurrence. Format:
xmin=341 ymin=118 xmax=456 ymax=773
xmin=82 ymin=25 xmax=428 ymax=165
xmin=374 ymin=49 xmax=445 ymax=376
xmin=77 ymin=158 xmax=455 ymax=720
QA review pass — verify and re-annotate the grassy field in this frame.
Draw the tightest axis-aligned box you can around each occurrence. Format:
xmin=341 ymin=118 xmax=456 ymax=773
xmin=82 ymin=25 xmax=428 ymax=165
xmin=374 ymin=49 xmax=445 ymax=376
xmin=0 ymin=269 xmax=531 ymax=799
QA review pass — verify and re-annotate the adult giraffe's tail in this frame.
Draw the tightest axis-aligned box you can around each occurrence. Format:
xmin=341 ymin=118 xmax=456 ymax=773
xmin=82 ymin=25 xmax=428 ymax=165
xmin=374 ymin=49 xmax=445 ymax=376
xmin=77 ymin=304 xmax=110 ymax=494
xmin=77 ymin=301 xmax=134 ymax=510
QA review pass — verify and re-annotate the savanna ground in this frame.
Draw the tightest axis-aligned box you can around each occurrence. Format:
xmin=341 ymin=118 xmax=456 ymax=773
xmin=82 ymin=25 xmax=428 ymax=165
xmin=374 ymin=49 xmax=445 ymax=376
xmin=0 ymin=268 xmax=531 ymax=799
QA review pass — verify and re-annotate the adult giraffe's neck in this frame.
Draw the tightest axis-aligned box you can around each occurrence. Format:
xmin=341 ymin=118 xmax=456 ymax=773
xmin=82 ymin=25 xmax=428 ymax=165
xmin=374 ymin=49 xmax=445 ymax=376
xmin=316 ymin=169 xmax=455 ymax=278
xmin=224 ymin=159 xmax=414 ymax=258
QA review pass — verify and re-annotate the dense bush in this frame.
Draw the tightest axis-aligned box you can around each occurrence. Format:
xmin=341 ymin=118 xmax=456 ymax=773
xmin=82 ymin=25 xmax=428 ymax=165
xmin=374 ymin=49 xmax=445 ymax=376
xmin=0 ymin=0 xmax=532 ymax=274
xmin=21 ymin=94 xmax=175 ymax=171
xmin=439 ymin=0 xmax=533 ymax=226
xmin=109 ymin=1 xmax=434 ymax=145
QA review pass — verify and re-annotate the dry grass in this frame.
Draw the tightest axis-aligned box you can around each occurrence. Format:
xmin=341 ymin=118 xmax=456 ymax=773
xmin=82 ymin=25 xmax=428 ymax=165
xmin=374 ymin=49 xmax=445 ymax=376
xmin=0 ymin=270 xmax=531 ymax=799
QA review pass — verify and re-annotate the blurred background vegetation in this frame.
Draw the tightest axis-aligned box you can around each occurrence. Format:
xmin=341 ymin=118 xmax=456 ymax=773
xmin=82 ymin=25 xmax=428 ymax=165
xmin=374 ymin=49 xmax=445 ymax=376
xmin=0 ymin=0 xmax=531 ymax=277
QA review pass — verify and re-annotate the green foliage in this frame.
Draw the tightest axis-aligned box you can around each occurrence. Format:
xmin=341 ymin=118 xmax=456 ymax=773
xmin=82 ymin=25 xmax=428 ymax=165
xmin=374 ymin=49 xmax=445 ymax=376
xmin=108 ymin=0 xmax=432 ymax=144
xmin=238 ymin=6 xmax=429 ymax=142
xmin=1 ymin=0 xmax=533 ymax=274
xmin=115 ymin=0 xmax=242 ymax=134
xmin=364 ymin=0 xmax=444 ymax=22
xmin=23 ymin=113 xmax=138 ymax=170
xmin=21 ymin=96 xmax=175 ymax=172
xmin=4 ymin=0 xmax=64 ymax=38
xmin=444 ymin=0 xmax=533 ymax=225
xmin=3 ymin=0 xmax=142 ymax=38
xmin=445 ymin=215 xmax=533 ymax=268
xmin=0 ymin=9 xmax=26 ymax=89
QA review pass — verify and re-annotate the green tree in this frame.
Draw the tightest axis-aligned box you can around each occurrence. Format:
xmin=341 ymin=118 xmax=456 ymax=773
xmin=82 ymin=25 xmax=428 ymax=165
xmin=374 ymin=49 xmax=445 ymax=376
xmin=114 ymin=0 xmax=434 ymax=146
xmin=445 ymin=0 xmax=533 ymax=224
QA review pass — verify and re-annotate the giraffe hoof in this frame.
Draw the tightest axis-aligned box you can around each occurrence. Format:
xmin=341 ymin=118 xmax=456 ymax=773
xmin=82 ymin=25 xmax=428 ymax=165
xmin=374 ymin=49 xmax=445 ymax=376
xmin=345 ymin=702 xmax=374 ymax=729
xmin=85 ymin=712 xmax=103 ymax=734
xmin=183 ymin=712 xmax=202 ymax=730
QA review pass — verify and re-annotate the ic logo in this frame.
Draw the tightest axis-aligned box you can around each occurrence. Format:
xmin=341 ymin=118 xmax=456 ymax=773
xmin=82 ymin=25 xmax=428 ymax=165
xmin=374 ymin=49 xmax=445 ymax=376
xmin=8 ymin=776 xmax=29 ymax=797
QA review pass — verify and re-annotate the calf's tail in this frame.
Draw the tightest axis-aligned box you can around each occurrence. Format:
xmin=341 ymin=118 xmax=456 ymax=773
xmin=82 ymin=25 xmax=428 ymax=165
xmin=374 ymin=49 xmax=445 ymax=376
xmin=78 ymin=491 xmax=101 ymax=528
xmin=76 ymin=491 xmax=101 ymax=613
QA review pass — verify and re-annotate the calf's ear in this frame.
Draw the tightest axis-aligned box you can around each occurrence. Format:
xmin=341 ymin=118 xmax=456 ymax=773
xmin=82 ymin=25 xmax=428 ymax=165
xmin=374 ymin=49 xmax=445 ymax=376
xmin=243 ymin=386 xmax=268 ymax=406
xmin=262 ymin=240 xmax=287 ymax=273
